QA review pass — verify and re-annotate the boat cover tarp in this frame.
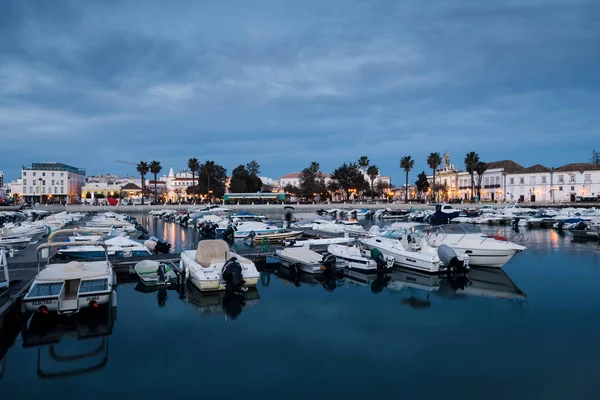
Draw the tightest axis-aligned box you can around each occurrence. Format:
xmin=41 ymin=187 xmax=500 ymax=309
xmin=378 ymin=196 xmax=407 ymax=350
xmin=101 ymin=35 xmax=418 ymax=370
xmin=195 ymin=240 xmax=231 ymax=268
xmin=279 ymin=247 xmax=322 ymax=263
xmin=37 ymin=261 xmax=109 ymax=281
xmin=105 ymin=236 xmax=141 ymax=247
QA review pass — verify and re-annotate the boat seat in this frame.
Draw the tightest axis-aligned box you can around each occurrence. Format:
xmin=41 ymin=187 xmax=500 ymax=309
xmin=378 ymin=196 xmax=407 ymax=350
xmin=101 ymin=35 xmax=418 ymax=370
xmin=195 ymin=240 xmax=231 ymax=268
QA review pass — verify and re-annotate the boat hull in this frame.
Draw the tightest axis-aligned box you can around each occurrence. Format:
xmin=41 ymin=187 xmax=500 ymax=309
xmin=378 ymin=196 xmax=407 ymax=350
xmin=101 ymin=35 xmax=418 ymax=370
xmin=452 ymin=247 xmax=519 ymax=268
xmin=23 ymin=292 xmax=112 ymax=315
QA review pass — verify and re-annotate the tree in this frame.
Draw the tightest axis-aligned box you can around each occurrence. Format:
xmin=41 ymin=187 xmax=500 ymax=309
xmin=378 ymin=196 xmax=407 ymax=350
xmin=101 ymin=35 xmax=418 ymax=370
xmin=298 ymin=161 xmax=327 ymax=198
xmin=331 ymin=162 xmax=365 ymax=200
xmin=187 ymin=158 xmax=200 ymax=198
xmin=415 ymin=171 xmax=430 ymax=199
xmin=427 ymin=152 xmax=442 ymax=200
xmin=229 ymin=164 xmax=262 ymax=193
xmin=136 ymin=161 xmax=149 ymax=205
xmin=246 ymin=160 xmax=261 ymax=176
xmin=591 ymin=150 xmax=600 ymax=165
xmin=191 ymin=162 xmax=227 ymax=199
xmin=400 ymin=156 xmax=414 ymax=203
xmin=464 ymin=152 xmax=480 ymax=200
xmin=283 ymin=184 xmax=300 ymax=195
xmin=358 ymin=156 xmax=370 ymax=199
xmin=149 ymin=160 xmax=162 ymax=203
xmin=366 ymin=165 xmax=379 ymax=201
xmin=475 ymin=161 xmax=488 ymax=200
xmin=201 ymin=161 xmax=216 ymax=200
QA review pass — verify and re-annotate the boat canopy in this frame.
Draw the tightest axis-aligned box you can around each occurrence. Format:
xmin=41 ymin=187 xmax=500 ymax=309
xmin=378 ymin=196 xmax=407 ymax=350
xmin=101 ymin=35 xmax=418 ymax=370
xmin=195 ymin=240 xmax=231 ymax=268
xmin=37 ymin=260 xmax=110 ymax=281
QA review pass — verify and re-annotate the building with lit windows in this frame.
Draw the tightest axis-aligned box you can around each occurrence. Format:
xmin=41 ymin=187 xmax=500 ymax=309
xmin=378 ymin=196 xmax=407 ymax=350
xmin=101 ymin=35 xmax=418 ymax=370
xmin=21 ymin=162 xmax=86 ymax=204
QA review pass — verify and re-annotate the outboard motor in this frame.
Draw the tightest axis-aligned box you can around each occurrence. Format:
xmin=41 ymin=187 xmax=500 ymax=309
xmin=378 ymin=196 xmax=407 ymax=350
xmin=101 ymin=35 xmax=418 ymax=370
xmin=438 ymin=244 xmax=468 ymax=273
xmin=157 ymin=263 xmax=167 ymax=284
xmin=321 ymin=253 xmax=338 ymax=274
xmin=154 ymin=241 xmax=171 ymax=254
xmin=222 ymin=257 xmax=246 ymax=293
xmin=370 ymin=248 xmax=388 ymax=273
xmin=222 ymin=225 xmax=235 ymax=242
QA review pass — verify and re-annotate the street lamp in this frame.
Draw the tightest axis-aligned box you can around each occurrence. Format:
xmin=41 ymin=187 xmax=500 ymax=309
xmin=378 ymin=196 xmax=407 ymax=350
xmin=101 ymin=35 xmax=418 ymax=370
xmin=38 ymin=177 xmax=43 ymax=204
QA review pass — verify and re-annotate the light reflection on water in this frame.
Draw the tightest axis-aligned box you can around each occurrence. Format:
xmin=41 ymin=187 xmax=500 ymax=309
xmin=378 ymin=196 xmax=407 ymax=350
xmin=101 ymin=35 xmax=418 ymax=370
xmin=1 ymin=212 xmax=600 ymax=399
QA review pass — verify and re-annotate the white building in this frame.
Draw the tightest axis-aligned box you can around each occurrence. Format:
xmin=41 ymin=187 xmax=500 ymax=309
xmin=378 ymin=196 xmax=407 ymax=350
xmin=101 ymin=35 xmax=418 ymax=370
xmin=551 ymin=163 xmax=600 ymax=202
xmin=21 ymin=162 xmax=86 ymax=204
xmin=279 ymin=172 xmax=332 ymax=189
xmin=6 ymin=179 xmax=23 ymax=202
xmin=160 ymin=167 xmax=196 ymax=202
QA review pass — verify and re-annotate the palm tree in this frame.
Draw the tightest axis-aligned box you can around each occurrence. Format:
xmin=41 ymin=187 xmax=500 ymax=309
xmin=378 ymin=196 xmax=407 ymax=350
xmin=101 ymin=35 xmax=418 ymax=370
xmin=366 ymin=165 xmax=379 ymax=201
xmin=427 ymin=152 xmax=442 ymax=201
xmin=187 ymin=158 xmax=200 ymax=200
xmin=475 ymin=161 xmax=488 ymax=200
xmin=464 ymin=152 xmax=480 ymax=200
xmin=202 ymin=160 xmax=216 ymax=201
xmin=149 ymin=160 xmax=162 ymax=204
xmin=358 ymin=156 xmax=369 ymax=200
xmin=400 ymin=156 xmax=415 ymax=203
xmin=136 ymin=161 xmax=149 ymax=205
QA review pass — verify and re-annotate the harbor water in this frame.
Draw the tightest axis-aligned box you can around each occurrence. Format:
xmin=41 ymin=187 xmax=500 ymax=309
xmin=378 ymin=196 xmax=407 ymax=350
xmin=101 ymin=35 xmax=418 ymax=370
xmin=1 ymin=213 xmax=600 ymax=399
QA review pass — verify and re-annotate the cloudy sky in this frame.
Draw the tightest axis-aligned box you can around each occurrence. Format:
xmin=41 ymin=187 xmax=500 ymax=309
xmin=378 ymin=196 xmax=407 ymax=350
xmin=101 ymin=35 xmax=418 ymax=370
xmin=1 ymin=0 xmax=599 ymax=184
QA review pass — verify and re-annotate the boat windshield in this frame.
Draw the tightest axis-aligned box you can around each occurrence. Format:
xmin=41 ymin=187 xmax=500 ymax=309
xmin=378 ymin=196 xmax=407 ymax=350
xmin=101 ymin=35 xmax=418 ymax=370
xmin=415 ymin=224 xmax=480 ymax=235
xmin=79 ymin=278 xmax=109 ymax=294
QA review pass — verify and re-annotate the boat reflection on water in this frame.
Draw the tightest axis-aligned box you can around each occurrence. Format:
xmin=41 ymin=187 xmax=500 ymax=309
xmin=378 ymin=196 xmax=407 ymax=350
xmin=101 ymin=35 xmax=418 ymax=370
xmin=0 ymin=311 xmax=26 ymax=383
xmin=184 ymin=284 xmax=260 ymax=320
xmin=387 ymin=268 xmax=526 ymax=308
xmin=264 ymin=265 xmax=345 ymax=292
xmin=20 ymin=300 xmax=116 ymax=379
xmin=134 ymin=282 xmax=185 ymax=307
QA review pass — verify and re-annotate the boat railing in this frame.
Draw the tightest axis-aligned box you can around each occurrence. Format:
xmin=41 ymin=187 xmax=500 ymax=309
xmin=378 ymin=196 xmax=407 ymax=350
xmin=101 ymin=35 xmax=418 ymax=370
xmin=47 ymin=228 xmax=106 ymax=243
xmin=36 ymin=241 xmax=111 ymax=273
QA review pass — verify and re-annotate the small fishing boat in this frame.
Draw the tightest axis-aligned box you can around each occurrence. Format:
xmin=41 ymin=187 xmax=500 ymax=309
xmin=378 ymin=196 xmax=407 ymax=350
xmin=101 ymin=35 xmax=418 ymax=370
xmin=133 ymin=260 xmax=178 ymax=286
xmin=232 ymin=221 xmax=286 ymax=238
xmin=181 ymin=240 xmax=260 ymax=292
xmin=274 ymin=246 xmax=337 ymax=274
xmin=327 ymin=243 xmax=394 ymax=273
xmin=248 ymin=230 xmax=303 ymax=244
xmin=22 ymin=230 xmax=116 ymax=316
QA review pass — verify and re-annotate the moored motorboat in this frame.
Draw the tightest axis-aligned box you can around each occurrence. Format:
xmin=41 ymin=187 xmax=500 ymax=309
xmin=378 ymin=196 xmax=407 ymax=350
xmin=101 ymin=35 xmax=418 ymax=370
xmin=22 ymin=233 xmax=116 ymax=316
xmin=274 ymin=246 xmax=337 ymax=274
xmin=327 ymin=243 xmax=394 ymax=273
xmin=180 ymin=240 xmax=260 ymax=292
xmin=133 ymin=260 xmax=178 ymax=286
xmin=248 ymin=230 xmax=303 ymax=244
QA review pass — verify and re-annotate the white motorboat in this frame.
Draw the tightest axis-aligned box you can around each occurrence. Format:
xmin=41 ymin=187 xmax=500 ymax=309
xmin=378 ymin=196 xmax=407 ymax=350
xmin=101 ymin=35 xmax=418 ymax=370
xmin=133 ymin=260 xmax=178 ymax=287
xmin=416 ymin=224 xmax=526 ymax=268
xmin=58 ymin=235 xmax=152 ymax=259
xmin=327 ymin=243 xmax=394 ymax=273
xmin=22 ymin=232 xmax=116 ymax=315
xmin=0 ymin=248 xmax=8 ymax=289
xmin=275 ymin=246 xmax=332 ymax=274
xmin=180 ymin=240 xmax=260 ymax=292
xmin=359 ymin=236 xmax=469 ymax=273
xmin=0 ymin=235 xmax=32 ymax=249
xmin=232 ymin=221 xmax=286 ymax=238
xmin=282 ymin=236 xmax=352 ymax=251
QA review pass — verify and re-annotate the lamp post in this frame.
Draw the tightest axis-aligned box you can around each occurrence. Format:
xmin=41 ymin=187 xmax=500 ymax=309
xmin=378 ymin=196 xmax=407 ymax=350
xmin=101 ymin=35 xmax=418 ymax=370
xmin=38 ymin=177 xmax=43 ymax=205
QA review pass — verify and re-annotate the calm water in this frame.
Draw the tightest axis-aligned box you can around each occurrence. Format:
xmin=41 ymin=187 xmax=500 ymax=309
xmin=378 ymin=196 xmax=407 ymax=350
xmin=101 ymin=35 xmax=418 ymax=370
xmin=2 ymin=213 xmax=600 ymax=399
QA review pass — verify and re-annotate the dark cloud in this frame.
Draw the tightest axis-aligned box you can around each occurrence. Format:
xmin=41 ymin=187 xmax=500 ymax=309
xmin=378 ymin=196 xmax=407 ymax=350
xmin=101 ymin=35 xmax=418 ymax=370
xmin=1 ymin=0 xmax=599 ymax=182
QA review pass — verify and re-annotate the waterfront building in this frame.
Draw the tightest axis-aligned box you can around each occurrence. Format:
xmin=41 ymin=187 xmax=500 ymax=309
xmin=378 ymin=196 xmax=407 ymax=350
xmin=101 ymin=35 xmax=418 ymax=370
xmin=160 ymin=167 xmax=195 ymax=202
xmin=21 ymin=162 xmax=86 ymax=204
xmin=6 ymin=179 xmax=23 ymax=203
xmin=278 ymin=172 xmax=332 ymax=189
xmin=0 ymin=170 xmax=4 ymax=187
xmin=551 ymin=163 xmax=600 ymax=202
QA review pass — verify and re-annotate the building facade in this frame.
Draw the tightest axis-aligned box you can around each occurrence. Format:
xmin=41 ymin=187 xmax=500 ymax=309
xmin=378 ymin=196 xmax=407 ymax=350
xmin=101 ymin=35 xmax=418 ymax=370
xmin=429 ymin=154 xmax=600 ymax=203
xmin=21 ymin=162 xmax=86 ymax=204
